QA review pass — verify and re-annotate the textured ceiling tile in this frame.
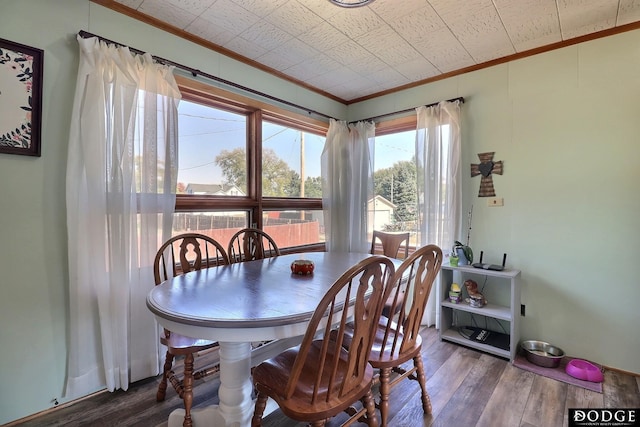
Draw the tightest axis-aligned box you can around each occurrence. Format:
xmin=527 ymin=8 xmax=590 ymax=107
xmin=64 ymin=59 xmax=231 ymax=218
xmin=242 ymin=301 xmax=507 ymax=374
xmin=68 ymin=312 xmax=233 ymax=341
xmin=394 ymin=56 xmax=440 ymax=81
xmin=465 ymin=31 xmax=516 ymax=63
xmin=391 ymin=5 xmax=448 ymax=43
xmin=230 ymin=0 xmax=289 ymax=17
xmin=356 ymin=25 xmax=422 ymax=67
xmin=324 ymin=39 xmax=377 ymax=66
xmin=328 ymin=7 xmax=386 ymax=39
xmin=270 ymin=38 xmax=321 ymax=68
xmin=494 ymin=0 xmax=561 ymax=52
xmin=110 ymin=0 xmax=640 ymax=101
xmin=300 ymin=0 xmax=344 ymax=20
xmin=200 ymin=0 xmax=261 ymax=34
xmin=430 ymin=0 xmax=515 ymax=62
xmin=264 ymin=0 xmax=325 ymax=37
xmin=222 ymin=35 xmax=268 ymax=60
xmin=348 ymin=52 xmax=391 ymax=73
xmin=370 ymin=0 xmax=430 ymax=22
xmin=306 ymin=71 xmax=346 ymax=90
xmin=297 ymin=21 xmax=352 ymax=53
xmin=324 ymin=65 xmax=363 ymax=83
xmin=138 ymin=0 xmax=197 ymax=29
xmin=367 ymin=66 xmax=410 ymax=87
xmin=186 ymin=17 xmax=236 ymax=46
xmin=286 ymin=53 xmax=342 ymax=80
xmin=240 ymin=20 xmax=294 ymax=51
xmin=557 ymin=0 xmax=618 ymax=40
xmin=256 ymin=50 xmax=300 ymax=71
xmin=162 ymin=0 xmax=217 ymax=16
xmin=412 ymin=27 xmax=475 ymax=72
xmin=617 ymin=0 xmax=640 ymax=25
xmin=330 ymin=78 xmax=381 ymax=99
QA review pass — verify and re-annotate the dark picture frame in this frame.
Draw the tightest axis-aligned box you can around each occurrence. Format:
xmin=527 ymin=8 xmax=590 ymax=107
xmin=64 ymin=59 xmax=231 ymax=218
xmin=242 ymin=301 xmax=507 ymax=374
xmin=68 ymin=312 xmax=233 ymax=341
xmin=0 ymin=38 xmax=43 ymax=157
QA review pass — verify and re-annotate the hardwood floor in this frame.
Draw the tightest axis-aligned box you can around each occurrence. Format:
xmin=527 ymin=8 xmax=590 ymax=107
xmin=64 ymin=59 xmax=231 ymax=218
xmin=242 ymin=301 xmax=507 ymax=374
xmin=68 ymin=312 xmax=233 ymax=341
xmin=12 ymin=327 xmax=639 ymax=427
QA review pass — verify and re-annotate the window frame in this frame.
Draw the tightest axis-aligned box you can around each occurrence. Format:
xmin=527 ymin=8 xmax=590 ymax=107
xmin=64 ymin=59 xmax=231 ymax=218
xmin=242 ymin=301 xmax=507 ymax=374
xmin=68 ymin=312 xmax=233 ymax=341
xmin=175 ymin=75 xmax=328 ymax=253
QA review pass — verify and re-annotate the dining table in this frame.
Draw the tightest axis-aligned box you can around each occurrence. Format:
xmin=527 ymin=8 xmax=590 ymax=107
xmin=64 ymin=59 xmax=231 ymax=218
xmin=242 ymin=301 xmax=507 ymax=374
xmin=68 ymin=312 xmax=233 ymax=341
xmin=146 ymin=251 xmax=392 ymax=427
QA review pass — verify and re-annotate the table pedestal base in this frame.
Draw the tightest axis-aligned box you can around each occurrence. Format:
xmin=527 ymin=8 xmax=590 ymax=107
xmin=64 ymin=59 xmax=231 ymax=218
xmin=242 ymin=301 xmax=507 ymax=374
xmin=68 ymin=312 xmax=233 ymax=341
xmin=167 ymin=341 xmax=254 ymax=427
xmin=168 ymin=406 xmax=226 ymax=426
xmin=165 ymin=336 xmax=303 ymax=427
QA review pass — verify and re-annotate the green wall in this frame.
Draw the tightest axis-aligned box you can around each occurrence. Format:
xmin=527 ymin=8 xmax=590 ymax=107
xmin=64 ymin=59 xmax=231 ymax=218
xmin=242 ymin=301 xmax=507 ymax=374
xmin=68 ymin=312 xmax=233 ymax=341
xmin=1 ymin=0 xmax=638 ymax=424
xmin=350 ymin=29 xmax=640 ymax=380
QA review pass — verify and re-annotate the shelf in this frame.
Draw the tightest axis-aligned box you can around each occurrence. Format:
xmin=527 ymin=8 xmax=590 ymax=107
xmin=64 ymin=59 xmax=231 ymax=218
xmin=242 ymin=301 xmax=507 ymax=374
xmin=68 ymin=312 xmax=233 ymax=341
xmin=439 ymin=262 xmax=521 ymax=362
xmin=441 ymin=262 xmax=521 ymax=279
xmin=440 ymin=328 xmax=510 ymax=359
xmin=441 ymin=299 xmax=512 ymax=321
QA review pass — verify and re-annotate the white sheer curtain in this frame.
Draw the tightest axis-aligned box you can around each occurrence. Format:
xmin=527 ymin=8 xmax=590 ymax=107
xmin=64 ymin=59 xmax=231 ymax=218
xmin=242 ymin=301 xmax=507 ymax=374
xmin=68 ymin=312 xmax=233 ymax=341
xmin=321 ymin=119 xmax=375 ymax=253
xmin=415 ymin=101 xmax=462 ymax=327
xmin=65 ymin=36 xmax=181 ymax=399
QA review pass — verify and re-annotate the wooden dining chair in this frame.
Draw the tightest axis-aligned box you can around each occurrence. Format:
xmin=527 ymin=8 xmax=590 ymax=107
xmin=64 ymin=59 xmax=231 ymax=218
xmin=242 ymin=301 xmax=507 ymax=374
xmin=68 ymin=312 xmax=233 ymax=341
xmin=370 ymin=230 xmax=410 ymax=259
xmin=346 ymin=244 xmax=443 ymax=426
xmin=227 ymin=228 xmax=281 ymax=264
xmin=153 ymin=233 xmax=230 ymax=427
xmin=251 ymin=255 xmax=396 ymax=427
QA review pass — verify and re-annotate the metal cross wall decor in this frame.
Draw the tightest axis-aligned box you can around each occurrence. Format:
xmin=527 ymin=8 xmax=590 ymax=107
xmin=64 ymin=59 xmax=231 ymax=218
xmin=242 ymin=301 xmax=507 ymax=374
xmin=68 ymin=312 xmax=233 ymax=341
xmin=471 ymin=152 xmax=503 ymax=197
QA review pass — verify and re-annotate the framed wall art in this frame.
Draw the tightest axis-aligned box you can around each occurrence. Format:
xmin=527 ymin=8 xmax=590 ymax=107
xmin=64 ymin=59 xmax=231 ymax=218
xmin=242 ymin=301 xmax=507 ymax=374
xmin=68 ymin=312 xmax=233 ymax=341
xmin=0 ymin=38 xmax=43 ymax=157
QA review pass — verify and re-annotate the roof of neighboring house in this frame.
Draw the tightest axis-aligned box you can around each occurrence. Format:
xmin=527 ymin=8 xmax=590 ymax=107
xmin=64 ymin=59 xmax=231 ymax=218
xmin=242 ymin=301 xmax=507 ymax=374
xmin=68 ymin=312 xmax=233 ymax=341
xmin=368 ymin=195 xmax=396 ymax=209
xmin=185 ymin=183 xmax=245 ymax=196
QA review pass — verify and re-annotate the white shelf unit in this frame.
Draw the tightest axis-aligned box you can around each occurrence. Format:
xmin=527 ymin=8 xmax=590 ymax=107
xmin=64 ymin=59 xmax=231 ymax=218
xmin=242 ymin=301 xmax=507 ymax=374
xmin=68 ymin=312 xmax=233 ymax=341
xmin=439 ymin=263 xmax=521 ymax=361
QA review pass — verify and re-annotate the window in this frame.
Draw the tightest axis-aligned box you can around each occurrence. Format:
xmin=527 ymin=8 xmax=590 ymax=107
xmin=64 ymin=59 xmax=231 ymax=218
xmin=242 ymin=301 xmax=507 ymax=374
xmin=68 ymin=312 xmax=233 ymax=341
xmin=262 ymin=120 xmax=324 ymax=199
xmin=173 ymin=76 xmax=327 ymax=252
xmin=371 ymin=118 xmax=419 ymax=248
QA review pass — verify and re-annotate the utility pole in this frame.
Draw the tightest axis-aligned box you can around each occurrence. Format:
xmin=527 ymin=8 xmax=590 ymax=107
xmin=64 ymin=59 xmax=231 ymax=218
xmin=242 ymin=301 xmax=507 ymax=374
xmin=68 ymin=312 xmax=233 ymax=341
xmin=300 ymin=131 xmax=305 ymax=220
xmin=300 ymin=131 xmax=305 ymax=197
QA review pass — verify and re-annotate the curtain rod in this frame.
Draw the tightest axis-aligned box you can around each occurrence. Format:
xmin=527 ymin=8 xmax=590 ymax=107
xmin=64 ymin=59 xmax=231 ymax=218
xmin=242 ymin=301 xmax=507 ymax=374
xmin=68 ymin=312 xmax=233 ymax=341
xmin=77 ymin=30 xmax=336 ymax=121
xmin=352 ymin=96 xmax=465 ymax=124
xmin=78 ymin=30 xmax=464 ymax=126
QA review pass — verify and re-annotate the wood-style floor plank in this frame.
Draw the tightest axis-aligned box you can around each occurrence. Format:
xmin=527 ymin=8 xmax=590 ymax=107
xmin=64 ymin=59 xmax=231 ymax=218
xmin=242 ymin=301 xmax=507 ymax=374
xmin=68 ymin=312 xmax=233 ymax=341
xmin=562 ymin=386 xmax=604 ymax=427
xmin=429 ymin=353 xmax=506 ymax=427
xmin=421 ymin=346 xmax=478 ymax=420
xmin=475 ymin=363 xmax=535 ymax=427
xmin=521 ymin=375 xmax=567 ymax=427
xmin=604 ymin=370 xmax=640 ymax=408
xmin=9 ymin=326 xmax=639 ymax=427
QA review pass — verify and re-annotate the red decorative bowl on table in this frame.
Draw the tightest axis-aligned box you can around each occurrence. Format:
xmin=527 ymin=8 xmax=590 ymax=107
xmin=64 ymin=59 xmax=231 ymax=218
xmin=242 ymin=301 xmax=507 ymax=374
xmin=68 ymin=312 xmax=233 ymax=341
xmin=291 ymin=259 xmax=314 ymax=275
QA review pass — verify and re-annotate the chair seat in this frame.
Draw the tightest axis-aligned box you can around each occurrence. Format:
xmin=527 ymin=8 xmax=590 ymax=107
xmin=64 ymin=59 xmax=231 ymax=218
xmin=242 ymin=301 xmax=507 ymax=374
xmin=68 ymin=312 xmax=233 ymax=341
xmin=341 ymin=317 xmax=421 ymax=368
xmin=253 ymin=340 xmax=375 ymax=421
xmin=368 ymin=321 xmax=422 ymax=368
xmin=160 ymin=333 xmax=218 ymax=355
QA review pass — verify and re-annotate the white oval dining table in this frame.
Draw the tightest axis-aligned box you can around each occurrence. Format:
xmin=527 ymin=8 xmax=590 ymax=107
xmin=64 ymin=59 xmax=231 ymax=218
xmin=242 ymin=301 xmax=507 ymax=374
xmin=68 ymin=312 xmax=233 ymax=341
xmin=146 ymin=251 xmax=386 ymax=427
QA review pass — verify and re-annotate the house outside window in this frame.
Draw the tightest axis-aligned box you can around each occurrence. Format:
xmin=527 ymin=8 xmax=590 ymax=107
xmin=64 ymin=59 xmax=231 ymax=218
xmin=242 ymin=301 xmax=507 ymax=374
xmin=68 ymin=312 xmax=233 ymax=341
xmin=371 ymin=128 xmax=418 ymax=248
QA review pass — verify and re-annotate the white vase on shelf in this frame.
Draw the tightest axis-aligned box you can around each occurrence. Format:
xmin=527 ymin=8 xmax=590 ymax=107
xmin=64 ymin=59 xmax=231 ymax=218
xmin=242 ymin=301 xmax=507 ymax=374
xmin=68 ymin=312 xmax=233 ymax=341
xmin=456 ymin=248 xmax=469 ymax=265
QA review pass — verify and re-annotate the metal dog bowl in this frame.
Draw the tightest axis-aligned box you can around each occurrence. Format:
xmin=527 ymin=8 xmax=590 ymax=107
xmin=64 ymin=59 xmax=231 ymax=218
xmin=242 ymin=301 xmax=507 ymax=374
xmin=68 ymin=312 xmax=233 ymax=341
xmin=520 ymin=340 xmax=565 ymax=368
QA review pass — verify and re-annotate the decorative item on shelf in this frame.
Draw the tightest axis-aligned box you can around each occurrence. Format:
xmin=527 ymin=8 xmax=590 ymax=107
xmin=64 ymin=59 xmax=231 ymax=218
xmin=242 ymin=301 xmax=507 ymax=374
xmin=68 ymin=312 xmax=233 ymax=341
xmin=453 ymin=242 xmax=473 ymax=265
xmin=449 ymin=254 xmax=459 ymax=266
xmin=449 ymin=283 xmax=462 ymax=303
xmin=290 ymin=259 xmax=314 ymax=275
xmin=452 ymin=206 xmax=474 ymax=265
xmin=464 ymin=279 xmax=486 ymax=307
